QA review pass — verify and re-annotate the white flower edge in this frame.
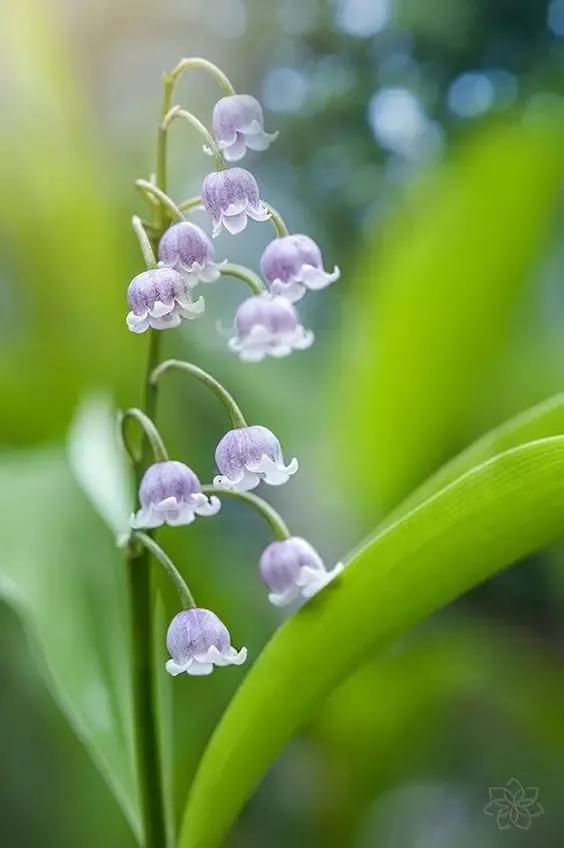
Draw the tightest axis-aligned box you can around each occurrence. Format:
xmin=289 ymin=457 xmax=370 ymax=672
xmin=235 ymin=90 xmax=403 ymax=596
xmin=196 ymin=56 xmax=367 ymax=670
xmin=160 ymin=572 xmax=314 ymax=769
xmin=166 ymin=645 xmax=247 ymax=676
xmin=213 ymin=454 xmax=298 ymax=491
xmin=270 ymin=265 xmax=340 ymax=303
xmin=130 ymin=493 xmax=221 ymax=529
xmin=126 ymin=295 xmax=205 ymax=333
xmin=228 ymin=325 xmax=314 ymax=363
xmin=268 ymin=562 xmax=345 ymax=607
xmin=212 ymin=201 xmax=271 ymax=238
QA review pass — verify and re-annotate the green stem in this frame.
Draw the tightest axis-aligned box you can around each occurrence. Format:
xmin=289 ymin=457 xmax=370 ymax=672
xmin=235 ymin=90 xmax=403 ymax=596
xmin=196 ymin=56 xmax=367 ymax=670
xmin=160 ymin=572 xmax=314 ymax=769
xmin=219 ymin=263 xmax=265 ymax=296
xmin=127 ymin=330 xmax=169 ymax=848
xmin=150 ymin=359 xmax=247 ymax=429
xmin=168 ymin=57 xmax=236 ymax=96
xmin=119 ymin=408 xmax=168 ymax=464
xmin=134 ymin=532 xmax=196 ymax=609
xmin=178 ymin=196 xmax=204 ymax=214
xmin=263 ymin=203 xmax=290 ymax=237
xmin=132 ymin=216 xmax=158 ymax=269
xmin=201 ymin=486 xmax=291 ymax=541
xmin=127 ymin=551 xmax=168 ymax=848
xmin=163 ymin=106 xmax=225 ymax=171
xmin=156 ymin=75 xmax=175 ymax=230
xmin=136 ymin=180 xmax=184 ymax=223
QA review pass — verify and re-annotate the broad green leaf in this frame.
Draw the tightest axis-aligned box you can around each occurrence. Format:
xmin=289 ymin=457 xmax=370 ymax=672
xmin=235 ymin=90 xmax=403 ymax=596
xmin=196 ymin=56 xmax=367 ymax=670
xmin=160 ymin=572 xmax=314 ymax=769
xmin=0 ymin=449 xmax=141 ymax=840
xmin=335 ymin=120 xmax=564 ymax=511
xmin=180 ymin=435 xmax=564 ymax=847
xmin=376 ymin=392 xmax=564 ymax=531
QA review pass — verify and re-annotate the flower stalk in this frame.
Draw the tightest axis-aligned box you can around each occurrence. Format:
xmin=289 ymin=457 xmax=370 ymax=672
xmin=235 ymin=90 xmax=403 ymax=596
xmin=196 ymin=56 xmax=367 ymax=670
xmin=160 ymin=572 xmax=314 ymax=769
xmin=133 ymin=532 xmax=196 ymax=609
xmin=116 ymin=53 xmax=340 ymax=848
xmin=150 ymin=360 xmax=248 ymax=429
xmin=201 ymin=486 xmax=291 ymax=541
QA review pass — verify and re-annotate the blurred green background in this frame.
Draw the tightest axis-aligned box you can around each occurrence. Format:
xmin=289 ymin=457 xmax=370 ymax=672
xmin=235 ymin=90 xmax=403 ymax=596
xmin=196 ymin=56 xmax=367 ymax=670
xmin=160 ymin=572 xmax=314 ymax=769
xmin=2 ymin=0 xmax=564 ymax=845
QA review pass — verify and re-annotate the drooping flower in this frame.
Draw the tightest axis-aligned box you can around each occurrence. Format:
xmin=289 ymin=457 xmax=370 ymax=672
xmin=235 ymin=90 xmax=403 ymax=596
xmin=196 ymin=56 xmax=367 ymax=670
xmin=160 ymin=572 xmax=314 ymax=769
xmin=166 ymin=608 xmax=247 ymax=676
xmin=201 ymin=167 xmax=270 ymax=237
xmin=228 ymin=293 xmax=314 ymax=362
xmin=210 ymin=95 xmax=278 ymax=162
xmin=260 ymin=537 xmax=344 ymax=607
xmin=130 ymin=461 xmax=220 ymax=529
xmin=214 ymin=425 xmax=298 ymax=491
xmin=126 ymin=267 xmax=204 ymax=333
xmin=261 ymin=234 xmax=340 ymax=303
xmin=158 ymin=221 xmax=224 ymax=287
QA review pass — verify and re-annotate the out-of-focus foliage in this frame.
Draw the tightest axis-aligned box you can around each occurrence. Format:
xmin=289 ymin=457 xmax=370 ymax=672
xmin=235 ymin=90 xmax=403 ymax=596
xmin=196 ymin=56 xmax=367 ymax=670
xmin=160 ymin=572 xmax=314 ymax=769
xmin=335 ymin=119 xmax=564 ymax=512
xmin=312 ymin=621 xmax=564 ymax=847
xmin=0 ymin=0 xmax=138 ymax=445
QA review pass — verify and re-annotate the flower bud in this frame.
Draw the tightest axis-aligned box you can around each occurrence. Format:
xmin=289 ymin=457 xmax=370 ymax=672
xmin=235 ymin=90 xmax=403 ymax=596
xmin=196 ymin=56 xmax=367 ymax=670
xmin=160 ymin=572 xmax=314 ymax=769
xmin=202 ymin=167 xmax=270 ymax=237
xmin=214 ymin=425 xmax=298 ymax=491
xmin=130 ymin=461 xmax=220 ymax=529
xmin=228 ymin=294 xmax=313 ymax=362
xmin=260 ymin=537 xmax=344 ymax=607
xmin=166 ymin=608 xmax=247 ymax=676
xmin=158 ymin=221 xmax=223 ymax=287
xmin=126 ymin=267 xmax=204 ymax=333
xmin=261 ymin=234 xmax=340 ymax=303
xmin=211 ymin=95 xmax=278 ymax=162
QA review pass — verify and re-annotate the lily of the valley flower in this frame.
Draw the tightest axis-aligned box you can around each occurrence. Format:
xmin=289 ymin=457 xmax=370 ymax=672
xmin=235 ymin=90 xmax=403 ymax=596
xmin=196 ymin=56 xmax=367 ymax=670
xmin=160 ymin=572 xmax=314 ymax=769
xmin=210 ymin=95 xmax=278 ymax=162
xmin=260 ymin=537 xmax=343 ymax=606
xmin=158 ymin=221 xmax=224 ymax=287
xmin=126 ymin=267 xmax=204 ymax=333
xmin=229 ymin=293 xmax=314 ymax=362
xmin=214 ymin=425 xmax=298 ymax=491
xmin=166 ymin=608 xmax=247 ymax=676
xmin=261 ymin=234 xmax=340 ymax=303
xmin=201 ymin=167 xmax=270 ymax=236
xmin=131 ymin=461 xmax=220 ymax=529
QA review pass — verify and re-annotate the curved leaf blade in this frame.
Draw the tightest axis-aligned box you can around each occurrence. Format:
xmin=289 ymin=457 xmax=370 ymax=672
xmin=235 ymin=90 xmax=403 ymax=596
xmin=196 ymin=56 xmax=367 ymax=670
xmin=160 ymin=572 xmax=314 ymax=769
xmin=377 ymin=392 xmax=564 ymax=531
xmin=0 ymin=449 xmax=140 ymax=839
xmin=180 ymin=435 xmax=564 ymax=847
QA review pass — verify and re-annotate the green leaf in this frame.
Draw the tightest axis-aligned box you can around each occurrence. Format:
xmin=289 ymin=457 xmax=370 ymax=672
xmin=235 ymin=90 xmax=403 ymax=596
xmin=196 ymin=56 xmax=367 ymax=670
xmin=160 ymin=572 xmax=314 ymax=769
xmin=180 ymin=434 xmax=564 ymax=847
xmin=376 ymin=392 xmax=564 ymax=531
xmin=335 ymin=120 xmax=564 ymax=511
xmin=0 ymin=449 xmax=141 ymax=840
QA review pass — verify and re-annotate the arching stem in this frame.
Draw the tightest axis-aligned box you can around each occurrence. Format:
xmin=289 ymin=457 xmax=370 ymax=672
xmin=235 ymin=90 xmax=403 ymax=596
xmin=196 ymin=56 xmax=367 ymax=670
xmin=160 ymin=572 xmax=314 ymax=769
xmin=132 ymin=216 xmax=158 ymax=269
xmin=136 ymin=180 xmax=184 ymax=223
xmin=201 ymin=486 xmax=291 ymax=541
xmin=162 ymin=106 xmax=225 ymax=171
xmin=220 ymin=263 xmax=265 ymax=296
xmin=133 ymin=532 xmax=196 ymax=609
xmin=178 ymin=196 xmax=204 ymax=214
xmin=264 ymin=203 xmax=290 ymax=238
xmin=119 ymin=408 xmax=168 ymax=464
xmin=167 ymin=57 xmax=236 ymax=97
xmin=150 ymin=360 xmax=248 ymax=430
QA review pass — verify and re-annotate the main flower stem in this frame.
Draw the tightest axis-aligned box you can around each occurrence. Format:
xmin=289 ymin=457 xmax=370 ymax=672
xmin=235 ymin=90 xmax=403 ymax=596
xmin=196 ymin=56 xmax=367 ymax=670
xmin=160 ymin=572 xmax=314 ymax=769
xmin=128 ymin=82 xmax=179 ymax=848
xmin=127 ymin=330 xmax=170 ymax=848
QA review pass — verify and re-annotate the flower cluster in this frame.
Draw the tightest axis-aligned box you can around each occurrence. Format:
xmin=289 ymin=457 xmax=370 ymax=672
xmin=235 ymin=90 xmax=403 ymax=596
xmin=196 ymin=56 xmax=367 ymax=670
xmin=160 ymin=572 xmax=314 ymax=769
xmin=123 ymin=60 xmax=343 ymax=681
xmin=125 ymin=91 xmax=339 ymax=362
